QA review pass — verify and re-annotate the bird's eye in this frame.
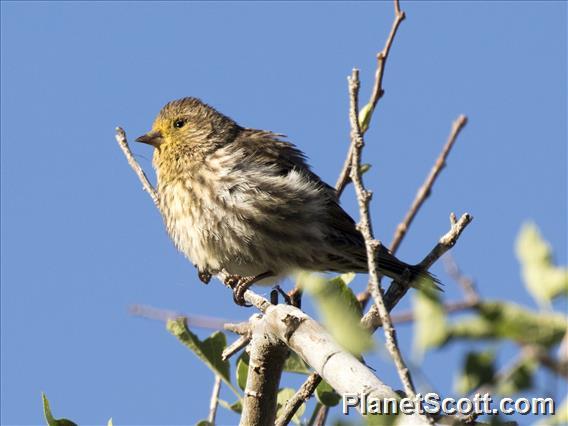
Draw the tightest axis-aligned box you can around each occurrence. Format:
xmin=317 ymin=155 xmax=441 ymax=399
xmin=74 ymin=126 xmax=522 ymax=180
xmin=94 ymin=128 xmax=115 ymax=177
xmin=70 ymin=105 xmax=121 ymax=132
xmin=173 ymin=119 xmax=186 ymax=128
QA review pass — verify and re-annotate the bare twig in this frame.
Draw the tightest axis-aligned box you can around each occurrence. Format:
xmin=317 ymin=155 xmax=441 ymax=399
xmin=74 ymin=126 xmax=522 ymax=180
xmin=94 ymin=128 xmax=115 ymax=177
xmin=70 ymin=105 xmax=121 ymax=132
xmin=361 ymin=212 xmax=473 ymax=331
xmin=208 ymin=375 xmax=222 ymax=425
xmin=115 ymin=127 xmax=159 ymax=209
xmin=222 ymin=335 xmax=252 ymax=361
xmin=313 ymin=405 xmax=329 ymax=426
xmin=129 ymin=304 xmax=230 ymax=330
xmin=390 ymin=115 xmax=468 ymax=254
xmin=274 ymin=373 xmax=322 ymax=426
xmin=390 ymin=298 xmax=478 ymax=325
xmin=335 ymin=0 xmax=406 ymax=197
xmin=419 ymin=212 xmax=473 ymax=270
xmin=443 ymin=253 xmax=480 ymax=303
xmin=525 ymin=345 xmax=568 ymax=379
xmin=348 ymin=68 xmax=417 ymax=401
xmin=224 ymin=321 xmax=252 ymax=336
xmin=368 ymin=0 xmax=406 ymax=111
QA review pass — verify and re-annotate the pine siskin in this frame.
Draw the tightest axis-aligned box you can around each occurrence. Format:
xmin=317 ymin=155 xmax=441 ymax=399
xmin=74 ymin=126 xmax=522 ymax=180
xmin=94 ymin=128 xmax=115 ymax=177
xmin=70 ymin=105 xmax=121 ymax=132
xmin=136 ymin=97 xmax=437 ymax=304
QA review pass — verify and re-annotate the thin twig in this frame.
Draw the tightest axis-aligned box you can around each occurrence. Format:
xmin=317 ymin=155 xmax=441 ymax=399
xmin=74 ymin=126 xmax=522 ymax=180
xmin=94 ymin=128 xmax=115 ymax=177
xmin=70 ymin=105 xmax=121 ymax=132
xmin=361 ymin=212 xmax=473 ymax=331
xmin=222 ymin=335 xmax=252 ymax=361
xmin=368 ymin=0 xmax=406 ymax=111
xmin=419 ymin=212 xmax=473 ymax=270
xmin=115 ymin=127 xmax=160 ymax=209
xmin=443 ymin=253 xmax=480 ymax=303
xmin=357 ymin=114 xmax=468 ymax=306
xmin=335 ymin=0 xmax=406 ymax=197
xmin=224 ymin=321 xmax=252 ymax=336
xmin=390 ymin=298 xmax=478 ymax=325
xmin=208 ymin=375 xmax=222 ymax=425
xmin=313 ymin=405 xmax=329 ymax=426
xmin=390 ymin=115 xmax=468 ymax=254
xmin=129 ymin=304 xmax=230 ymax=330
xmin=274 ymin=373 xmax=322 ymax=426
xmin=348 ymin=68 xmax=417 ymax=400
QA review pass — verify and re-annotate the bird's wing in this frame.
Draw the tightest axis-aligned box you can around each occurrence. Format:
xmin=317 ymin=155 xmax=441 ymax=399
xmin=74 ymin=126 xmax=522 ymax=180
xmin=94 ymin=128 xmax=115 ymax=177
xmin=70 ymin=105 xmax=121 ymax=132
xmin=222 ymin=129 xmax=368 ymax=271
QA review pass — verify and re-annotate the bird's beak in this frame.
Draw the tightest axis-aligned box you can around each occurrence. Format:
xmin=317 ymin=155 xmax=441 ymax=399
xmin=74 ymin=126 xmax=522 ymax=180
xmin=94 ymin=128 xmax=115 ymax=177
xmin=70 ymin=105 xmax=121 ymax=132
xmin=136 ymin=130 xmax=164 ymax=148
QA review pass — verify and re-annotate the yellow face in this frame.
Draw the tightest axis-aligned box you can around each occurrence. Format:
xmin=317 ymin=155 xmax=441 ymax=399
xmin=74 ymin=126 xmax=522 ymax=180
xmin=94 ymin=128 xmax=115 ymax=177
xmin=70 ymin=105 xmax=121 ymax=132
xmin=136 ymin=97 xmax=223 ymax=150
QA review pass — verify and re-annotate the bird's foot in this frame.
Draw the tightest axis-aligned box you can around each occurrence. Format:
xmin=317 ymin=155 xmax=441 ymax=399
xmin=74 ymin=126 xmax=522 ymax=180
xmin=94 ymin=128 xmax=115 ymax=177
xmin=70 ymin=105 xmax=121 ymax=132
xmin=224 ymin=271 xmax=274 ymax=307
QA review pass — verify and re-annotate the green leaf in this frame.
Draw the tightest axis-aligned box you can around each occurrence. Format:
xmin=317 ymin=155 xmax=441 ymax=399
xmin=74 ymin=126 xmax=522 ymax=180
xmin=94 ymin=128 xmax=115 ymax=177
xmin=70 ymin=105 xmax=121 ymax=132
xmin=455 ymin=351 xmax=496 ymax=394
xmin=364 ymin=413 xmax=400 ymax=426
xmin=358 ymin=103 xmax=373 ymax=133
xmin=299 ymin=272 xmax=373 ymax=355
xmin=42 ymin=393 xmax=78 ymax=426
xmin=276 ymin=388 xmax=305 ymax=425
xmin=195 ymin=421 xmax=212 ymax=426
xmin=283 ymin=351 xmax=311 ymax=375
xmin=413 ymin=286 xmax=447 ymax=356
xmin=167 ymin=317 xmax=240 ymax=396
xmin=218 ymin=399 xmax=242 ymax=414
xmin=445 ymin=301 xmax=567 ymax=348
xmin=516 ymin=222 xmax=568 ymax=305
xmin=236 ymin=352 xmax=250 ymax=391
xmin=496 ymin=357 xmax=536 ymax=395
xmin=315 ymin=380 xmax=340 ymax=407
xmin=359 ymin=163 xmax=372 ymax=175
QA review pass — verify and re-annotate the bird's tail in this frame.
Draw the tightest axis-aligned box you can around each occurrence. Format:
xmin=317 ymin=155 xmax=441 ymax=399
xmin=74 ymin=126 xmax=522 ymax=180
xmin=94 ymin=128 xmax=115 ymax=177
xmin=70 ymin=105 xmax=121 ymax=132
xmin=376 ymin=246 xmax=442 ymax=291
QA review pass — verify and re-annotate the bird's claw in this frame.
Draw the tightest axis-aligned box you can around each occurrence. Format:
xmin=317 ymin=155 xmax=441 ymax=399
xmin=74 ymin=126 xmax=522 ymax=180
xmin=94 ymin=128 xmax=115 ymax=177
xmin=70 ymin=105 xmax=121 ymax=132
xmin=198 ymin=270 xmax=212 ymax=285
xmin=224 ymin=274 xmax=253 ymax=307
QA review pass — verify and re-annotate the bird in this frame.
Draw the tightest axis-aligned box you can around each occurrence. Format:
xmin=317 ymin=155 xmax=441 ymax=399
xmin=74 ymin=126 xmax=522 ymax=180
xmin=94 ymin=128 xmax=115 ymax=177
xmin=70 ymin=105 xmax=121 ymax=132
xmin=136 ymin=97 xmax=437 ymax=305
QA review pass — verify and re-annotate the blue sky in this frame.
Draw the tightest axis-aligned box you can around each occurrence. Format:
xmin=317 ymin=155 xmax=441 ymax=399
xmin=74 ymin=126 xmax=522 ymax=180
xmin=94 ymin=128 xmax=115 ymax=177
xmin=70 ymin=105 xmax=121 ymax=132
xmin=1 ymin=1 xmax=566 ymax=425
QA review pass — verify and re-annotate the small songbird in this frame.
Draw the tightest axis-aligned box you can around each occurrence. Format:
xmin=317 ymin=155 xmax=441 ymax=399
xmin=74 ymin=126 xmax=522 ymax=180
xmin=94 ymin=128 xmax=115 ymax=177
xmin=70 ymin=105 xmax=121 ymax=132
xmin=136 ymin=97 xmax=436 ymax=304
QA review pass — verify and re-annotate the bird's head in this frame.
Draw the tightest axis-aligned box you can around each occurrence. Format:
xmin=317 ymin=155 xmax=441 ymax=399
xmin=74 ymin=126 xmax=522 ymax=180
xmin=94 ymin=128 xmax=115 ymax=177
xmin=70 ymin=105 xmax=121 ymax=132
xmin=136 ymin=97 xmax=240 ymax=153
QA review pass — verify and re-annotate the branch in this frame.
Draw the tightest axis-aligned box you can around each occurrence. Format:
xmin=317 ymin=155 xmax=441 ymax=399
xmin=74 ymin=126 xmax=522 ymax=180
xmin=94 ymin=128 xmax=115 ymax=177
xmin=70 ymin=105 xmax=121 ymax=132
xmin=335 ymin=0 xmax=406 ymax=197
xmin=263 ymin=304 xmax=429 ymax=425
xmin=222 ymin=334 xmax=252 ymax=361
xmin=239 ymin=314 xmax=289 ymax=426
xmin=361 ymin=212 xmax=473 ymax=331
xmin=115 ymin=127 xmax=160 ymax=209
xmin=274 ymin=373 xmax=321 ymax=426
xmin=347 ymin=68 xmax=418 ymax=401
xmin=208 ymin=375 xmax=222 ymax=425
xmin=390 ymin=115 xmax=468 ymax=253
